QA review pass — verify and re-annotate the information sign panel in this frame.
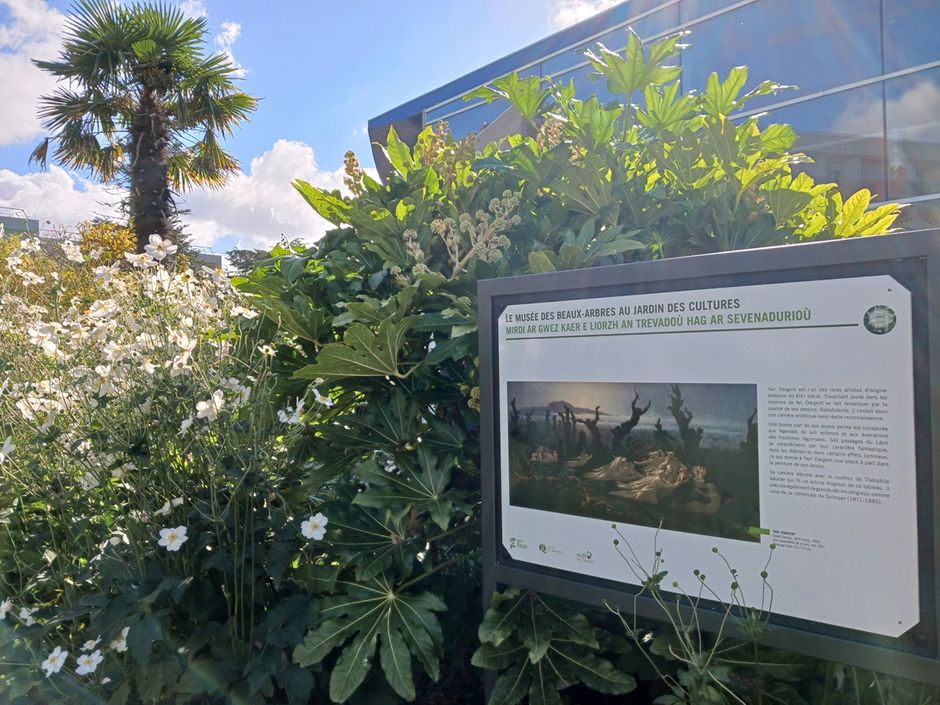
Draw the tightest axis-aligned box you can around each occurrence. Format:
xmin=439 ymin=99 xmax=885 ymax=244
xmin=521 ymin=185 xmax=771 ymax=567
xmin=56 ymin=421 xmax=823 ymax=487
xmin=478 ymin=231 xmax=940 ymax=683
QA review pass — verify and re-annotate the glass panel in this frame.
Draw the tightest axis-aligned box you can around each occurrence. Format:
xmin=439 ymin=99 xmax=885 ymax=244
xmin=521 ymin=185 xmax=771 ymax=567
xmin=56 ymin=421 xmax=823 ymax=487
xmin=766 ymin=85 xmax=886 ymax=199
xmin=436 ymin=99 xmax=509 ymax=140
xmin=427 ymin=96 xmax=473 ymax=123
xmin=886 ymin=67 xmax=940 ymax=199
xmin=556 ymin=63 xmax=617 ymax=103
xmin=884 ymin=0 xmax=940 ymax=72
xmin=680 ymin=0 xmax=745 ymax=22
xmin=541 ymin=6 xmax=679 ymax=78
xmin=682 ymin=0 xmax=882 ymax=110
xmin=427 ymin=67 xmax=540 ymax=124
xmin=894 ymin=198 xmax=940 ymax=231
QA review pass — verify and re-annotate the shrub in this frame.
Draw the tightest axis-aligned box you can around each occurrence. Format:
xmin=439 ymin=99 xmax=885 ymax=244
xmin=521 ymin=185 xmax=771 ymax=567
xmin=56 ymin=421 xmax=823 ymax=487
xmin=236 ymin=31 xmax=903 ymax=704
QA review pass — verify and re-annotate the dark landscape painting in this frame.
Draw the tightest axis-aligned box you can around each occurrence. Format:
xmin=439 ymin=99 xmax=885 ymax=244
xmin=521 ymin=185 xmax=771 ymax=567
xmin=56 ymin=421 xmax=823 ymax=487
xmin=506 ymin=381 xmax=760 ymax=542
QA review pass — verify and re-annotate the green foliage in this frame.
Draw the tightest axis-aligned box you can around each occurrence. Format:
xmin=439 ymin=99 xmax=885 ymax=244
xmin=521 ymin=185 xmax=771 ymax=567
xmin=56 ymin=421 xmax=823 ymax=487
xmin=474 ymin=590 xmax=635 ymax=704
xmin=233 ymin=28 xmax=907 ymax=704
xmin=2 ymin=24 xmax=916 ymax=705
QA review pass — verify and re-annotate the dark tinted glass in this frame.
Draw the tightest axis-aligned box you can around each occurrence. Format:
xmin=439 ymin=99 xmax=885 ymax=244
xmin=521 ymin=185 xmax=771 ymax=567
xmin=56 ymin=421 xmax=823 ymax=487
xmin=682 ymin=0 xmax=882 ymax=110
xmin=884 ymin=0 xmax=940 ymax=72
xmin=886 ymin=67 xmax=940 ymax=199
xmin=767 ymin=84 xmax=886 ymax=199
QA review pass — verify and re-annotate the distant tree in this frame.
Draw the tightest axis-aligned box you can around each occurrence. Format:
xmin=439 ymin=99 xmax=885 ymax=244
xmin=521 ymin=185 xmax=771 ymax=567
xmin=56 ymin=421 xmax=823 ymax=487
xmin=30 ymin=0 xmax=258 ymax=252
xmin=227 ymin=238 xmax=306 ymax=274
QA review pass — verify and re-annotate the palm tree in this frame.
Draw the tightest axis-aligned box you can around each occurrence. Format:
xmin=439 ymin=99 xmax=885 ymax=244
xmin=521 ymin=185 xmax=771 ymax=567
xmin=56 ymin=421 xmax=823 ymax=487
xmin=30 ymin=0 xmax=258 ymax=252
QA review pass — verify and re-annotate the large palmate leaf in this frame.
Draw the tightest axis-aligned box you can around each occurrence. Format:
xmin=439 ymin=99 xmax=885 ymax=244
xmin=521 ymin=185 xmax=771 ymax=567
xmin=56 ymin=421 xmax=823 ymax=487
xmin=325 ymin=391 xmax=418 ymax=452
xmin=293 ymin=578 xmax=446 ymax=702
xmin=353 ymin=446 xmax=461 ymax=530
xmin=474 ymin=590 xmax=635 ymax=704
xmin=468 ymin=72 xmax=550 ymax=122
xmin=586 ymin=30 xmax=683 ymax=100
xmin=295 ymin=316 xmax=419 ymax=380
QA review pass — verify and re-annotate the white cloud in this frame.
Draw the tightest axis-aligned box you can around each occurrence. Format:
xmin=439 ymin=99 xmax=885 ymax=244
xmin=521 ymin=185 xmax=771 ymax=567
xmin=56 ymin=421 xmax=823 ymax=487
xmin=0 ymin=0 xmax=65 ymax=147
xmin=180 ymin=139 xmax=365 ymax=251
xmin=833 ymin=78 xmax=940 ymax=142
xmin=548 ymin=0 xmax=620 ymax=28
xmin=0 ymin=166 xmax=123 ymax=232
xmin=214 ymin=20 xmax=245 ymax=77
xmin=178 ymin=0 xmax=207 ymax=18
xmin=0 ymin=140 xmax=371 ymax=252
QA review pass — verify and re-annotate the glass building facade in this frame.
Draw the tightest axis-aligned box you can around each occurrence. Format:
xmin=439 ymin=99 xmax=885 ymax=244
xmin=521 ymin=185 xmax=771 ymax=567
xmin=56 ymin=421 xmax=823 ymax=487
xmin=368 ymin=0 xmax=940 ymax=231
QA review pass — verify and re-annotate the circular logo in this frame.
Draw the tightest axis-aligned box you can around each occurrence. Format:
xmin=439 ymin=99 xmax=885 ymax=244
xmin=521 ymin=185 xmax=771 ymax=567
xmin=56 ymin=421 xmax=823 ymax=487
xmin=864 ymin=305 xmax=896 ymax=335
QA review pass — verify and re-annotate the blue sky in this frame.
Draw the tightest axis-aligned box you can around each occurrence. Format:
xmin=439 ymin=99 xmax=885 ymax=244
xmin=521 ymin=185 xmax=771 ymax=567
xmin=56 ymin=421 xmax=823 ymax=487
xmin=0 ymin=0 xmax=613 ymax=252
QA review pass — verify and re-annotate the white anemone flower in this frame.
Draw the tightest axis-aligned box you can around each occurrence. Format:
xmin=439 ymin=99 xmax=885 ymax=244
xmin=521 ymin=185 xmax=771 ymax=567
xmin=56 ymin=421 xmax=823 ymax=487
xmin=41 ymin=646 xmax=68 ymax=677
xmin=178 ymin=416 xmax=194 ymax=436
xmin=196 ymin=390 xmax=225 ymax=422
xmin=0 ymin=437 xmax=15 ymax=464
xmin=258 ymin=344 xmax=276 ymax=357
xmin=155 ymin=498 xmax=184 ymax=516
xmin=158 ymin=525 xmax=188 ymax=552
xmin=94 ymin=263 xmax=120 ymax=283
xmin=312 ymin=388 xmax=334 ymax=408
xmin=82 ymin=636 xmax=101 ymax=651
xmin=277 ymin=399 xmax=304 ymax=425
xmin=0 ymin=598 xmax=12 ymax=619
xmin=109 ymin=626 xmax=129 ymax=652
xmin=230 ymin=305 xmax=258 ymax=319
xmin=124 ymin=252 xmax=155 ymax=268
xmin=18 ymin=607 xmax=36 ymax=626
xmin=300 ymin=512 xmax=328 ymax=541
xmin=60 ymin=240 xmax=84 ymax=263
xmin=144 ymin=235 xmax=177 ymax=261
xmin=75 ymin=649 xmax=103 ymax=675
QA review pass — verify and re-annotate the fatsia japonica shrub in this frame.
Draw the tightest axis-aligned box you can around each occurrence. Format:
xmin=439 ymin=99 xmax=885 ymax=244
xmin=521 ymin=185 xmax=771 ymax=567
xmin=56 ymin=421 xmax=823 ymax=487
xmin=0 ymin=240 xmax=335 ymax=705
xmin=236 ymin=31 xmax=901 ymax=704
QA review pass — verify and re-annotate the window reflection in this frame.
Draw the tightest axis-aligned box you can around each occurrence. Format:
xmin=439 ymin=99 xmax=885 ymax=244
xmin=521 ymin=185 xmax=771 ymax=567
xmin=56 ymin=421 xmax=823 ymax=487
xmin=884 ymin=0 xmax=940 ymax=73
xmin=438 ymin=99 xmax=509 ymax=140
xmin=767 ymin=85 xmax=886 ymax=198
xmin=886 ymin=68 xmax=940 ymax=199
xmin=682 ymin=0 xmax=881 ymax=110
xmin=895 ymin=198 xmax=940 ymax=231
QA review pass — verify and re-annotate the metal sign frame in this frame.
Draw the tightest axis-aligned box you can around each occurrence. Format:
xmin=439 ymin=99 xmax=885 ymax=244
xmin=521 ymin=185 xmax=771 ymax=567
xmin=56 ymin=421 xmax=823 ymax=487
xmin=478 ymin=230 xmax=940 ymax=684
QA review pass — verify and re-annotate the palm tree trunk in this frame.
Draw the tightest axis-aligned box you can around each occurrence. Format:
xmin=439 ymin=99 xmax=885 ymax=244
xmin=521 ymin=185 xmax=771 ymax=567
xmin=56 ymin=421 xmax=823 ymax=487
xmin=129 ymin=89 xmax=172 ymax=252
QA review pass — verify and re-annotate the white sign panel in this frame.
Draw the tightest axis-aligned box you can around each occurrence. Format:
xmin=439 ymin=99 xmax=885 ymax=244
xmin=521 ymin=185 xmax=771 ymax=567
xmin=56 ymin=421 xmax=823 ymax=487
xmin=497 ymin=275 xmax=917 ymax=637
